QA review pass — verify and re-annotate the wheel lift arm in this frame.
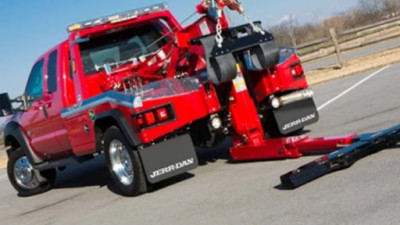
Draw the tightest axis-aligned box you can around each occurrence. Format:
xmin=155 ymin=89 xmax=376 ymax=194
xmin=188 ymin=16 xmax=400 ymax=189
xmin=280 ymin=123 xmax=400 ymax=189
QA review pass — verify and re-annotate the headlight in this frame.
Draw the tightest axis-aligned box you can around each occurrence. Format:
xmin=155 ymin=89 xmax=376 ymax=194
xmin=210 ymin=115 xmax=222 ymax=130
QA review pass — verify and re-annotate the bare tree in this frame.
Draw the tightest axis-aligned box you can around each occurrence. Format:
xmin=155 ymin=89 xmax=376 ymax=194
xmin=269 ymin=24 xmax=293 ymax=46
xmin=269 ymin=15 xmax=299 ymax=47
xmin=267 ymin=0 xmax=399 ymax=49
xmin=357 ymin=0 xmax=383 ymax=23
xmin=323 ymin=15 xmax=347 ymax=33
xmin=381 ymin=0 xmax=400 ymax=17
xmin=285 ymin=15 xmax=299 ymax=47
xmin=359 ymin=0 xmax=382 ymax=14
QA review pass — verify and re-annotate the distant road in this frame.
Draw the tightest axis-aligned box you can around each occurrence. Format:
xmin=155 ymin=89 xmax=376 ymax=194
xmin=303 ymin=36 xmax=400 ymax=71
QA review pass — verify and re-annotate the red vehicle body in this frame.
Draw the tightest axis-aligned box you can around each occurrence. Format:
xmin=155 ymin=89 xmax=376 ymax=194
xmin=0 ymin=2 xmax=320 ymax=196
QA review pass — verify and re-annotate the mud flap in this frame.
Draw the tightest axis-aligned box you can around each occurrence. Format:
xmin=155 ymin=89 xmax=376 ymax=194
xmin=273 ymin=98 xmax=319 ymax=135
xmin=138 ymin=134 xmax=199 ymax=184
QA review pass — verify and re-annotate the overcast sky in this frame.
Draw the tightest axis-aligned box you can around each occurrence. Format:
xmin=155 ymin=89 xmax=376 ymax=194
xmin=0 ymin=0 xmax=359 ymax=124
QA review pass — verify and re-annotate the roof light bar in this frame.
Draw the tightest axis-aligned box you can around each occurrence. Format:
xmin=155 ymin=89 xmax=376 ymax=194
xmin=67 ymin=3 xmax=168 ymax=33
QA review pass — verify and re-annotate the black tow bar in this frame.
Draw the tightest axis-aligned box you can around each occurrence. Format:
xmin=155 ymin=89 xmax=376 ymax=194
xmin=280 ymin=123 xmax=400 ymax=189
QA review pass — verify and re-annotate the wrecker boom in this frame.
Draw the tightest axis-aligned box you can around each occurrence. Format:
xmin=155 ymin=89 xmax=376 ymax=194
xmin=197 ymin=1 xmax=400 ymax=188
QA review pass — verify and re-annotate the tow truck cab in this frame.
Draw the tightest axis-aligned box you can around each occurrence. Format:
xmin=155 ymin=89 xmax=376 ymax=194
xmin=0 ymin=2 xmax=318 ymax=197
xmin=1 ymin=4 xmax=222 ymax=196
xmin=10 ymin=4 xmax=219 ymax=160
xmin=13 ymin=42 xmax=76 ymax=161
xmin=67 ymin=4 xmax=182 ymax=99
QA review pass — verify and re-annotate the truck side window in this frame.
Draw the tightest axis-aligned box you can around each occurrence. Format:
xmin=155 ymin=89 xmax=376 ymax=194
xmin=25 ymin=59 xmax=45 ymax=99
xmin=68 ymin=53 xmax=73 ymax=79
xmin=48 ymin=50 xmax=58 ymax=93
xmin=79 ymin=23 xmax=168 ymax=76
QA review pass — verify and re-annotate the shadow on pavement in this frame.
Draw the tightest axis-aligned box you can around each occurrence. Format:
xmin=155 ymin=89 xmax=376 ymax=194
xmin=53 ymin=155 xmax=110 ymax=189
xmin=195 ymin=137 xmax=232 ymax=165
xmin=49 ymin=140 xmax=234 ymax=196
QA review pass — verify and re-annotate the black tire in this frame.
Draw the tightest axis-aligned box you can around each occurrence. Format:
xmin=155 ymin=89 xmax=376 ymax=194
xmin=262 ymin=110 xmax=281 ymax=138
xmin=7 ymin=148 xmax=56 ymax=197
xmin=104 ymin=126 xmax=147 ymax=196
xmin=288 ymin=127 xmax=305 ymax=136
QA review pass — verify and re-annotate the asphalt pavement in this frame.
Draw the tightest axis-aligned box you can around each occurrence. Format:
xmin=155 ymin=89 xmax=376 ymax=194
xmin=303 ymin=36 xmax=400 ymax=71
xmin=0 ymin=145 xmax=6 ymax=157
xmin=1 ymin=63 xmax=400 ymax=225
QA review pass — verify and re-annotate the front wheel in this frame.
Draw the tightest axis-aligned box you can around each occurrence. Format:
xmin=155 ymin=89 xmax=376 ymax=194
xmin=7 ymin=148 xmax=56 ymax=196
xmin=104 ymin=126 xmax=147 ymax=196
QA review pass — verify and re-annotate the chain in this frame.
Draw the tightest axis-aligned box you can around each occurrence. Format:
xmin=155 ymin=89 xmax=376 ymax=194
xmin=215 ymin=18 xmax=224 ymax=48
xmin=242 ymin=12 xmax=265 ymax=35
xmin=122 ymin=73 xmax=143 ymax=97
xmin=131 ymin=76 xmax=138 ymax=94
xmin=136 ymin=74 xmax=144 ymax=97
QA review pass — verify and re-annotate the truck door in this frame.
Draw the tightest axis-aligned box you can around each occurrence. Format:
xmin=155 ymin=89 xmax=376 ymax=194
xmin=20 ymin=57 xmax=61 ymax=157
xmin=46 ymin=48 xmax=73 ymax=153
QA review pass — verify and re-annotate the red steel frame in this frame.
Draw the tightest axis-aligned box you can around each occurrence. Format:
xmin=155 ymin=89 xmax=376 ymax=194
xmin=24 ymin=2 xmax=357 ymax=162
xmin=227 ymin=67 xmax=357 ymax=161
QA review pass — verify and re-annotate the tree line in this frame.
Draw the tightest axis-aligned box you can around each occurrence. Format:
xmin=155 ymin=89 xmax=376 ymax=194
xmin=269 ymin=0 xmax=400 ymax=47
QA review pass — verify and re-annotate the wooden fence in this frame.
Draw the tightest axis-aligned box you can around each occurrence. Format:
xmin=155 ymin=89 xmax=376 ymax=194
xmin=296 ymin=16 xmax=400 ymax=64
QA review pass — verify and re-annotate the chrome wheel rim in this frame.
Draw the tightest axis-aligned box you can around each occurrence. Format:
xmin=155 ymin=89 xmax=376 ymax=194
xmin=109 ymin=140 xmax=134 ymax=186
xmin=14 ymin=156 xmax=39 ymax=189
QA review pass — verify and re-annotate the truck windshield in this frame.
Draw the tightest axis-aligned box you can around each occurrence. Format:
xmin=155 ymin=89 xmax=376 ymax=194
xmin=79 ymin=23 xmax=169 ymax=75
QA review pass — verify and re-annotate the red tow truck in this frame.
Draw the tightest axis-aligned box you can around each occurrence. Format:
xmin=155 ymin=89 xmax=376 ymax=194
xmin=0 ymin=1 xmax=322 ymax=196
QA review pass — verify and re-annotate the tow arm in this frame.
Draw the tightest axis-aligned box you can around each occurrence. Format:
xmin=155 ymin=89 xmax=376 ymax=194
xmin=192 ymin=1 xmax=400 ymax=188
xmin=229 ymin=113 xmax=400 ymax=188
xmin=193 ymin=3 xmax=400 ymax=187
xmin=280 ymin=124 xmax=400 ymax=188
xmin=192 ymin=11 xmax=400 ymax=188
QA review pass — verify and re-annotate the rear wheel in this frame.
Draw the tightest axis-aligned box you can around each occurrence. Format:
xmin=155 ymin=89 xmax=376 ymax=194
xmin=7 ymin=148 xmax=56 ymax=196
xmin=104 ymin=126 xmax=147 ymax=196
xmin=289 ymin=127 xmax=305 ymax=136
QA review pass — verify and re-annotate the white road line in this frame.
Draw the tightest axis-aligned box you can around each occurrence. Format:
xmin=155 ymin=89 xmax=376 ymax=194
xmin=317 ymin=65 xmax=391 ymax=111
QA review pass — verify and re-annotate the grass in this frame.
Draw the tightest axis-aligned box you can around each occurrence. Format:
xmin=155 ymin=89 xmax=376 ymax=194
xmin=306 ymin=46 xmax=400 ymax=85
